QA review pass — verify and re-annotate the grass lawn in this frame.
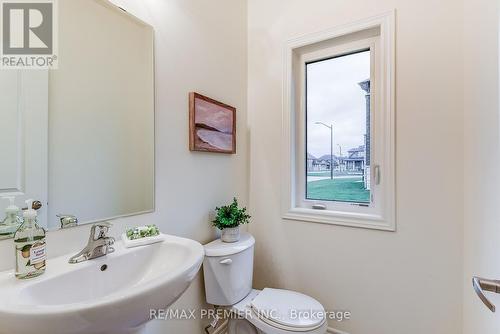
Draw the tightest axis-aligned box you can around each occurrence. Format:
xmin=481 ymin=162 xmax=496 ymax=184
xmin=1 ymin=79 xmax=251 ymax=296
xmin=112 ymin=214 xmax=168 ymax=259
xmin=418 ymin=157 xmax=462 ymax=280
xmin=307 ymin=177 xmax=370 ymax=203
xmin=307 ymin=171 xmax=363 ymax=177
xmin=307 ymin=171 xmax=334 ymax=177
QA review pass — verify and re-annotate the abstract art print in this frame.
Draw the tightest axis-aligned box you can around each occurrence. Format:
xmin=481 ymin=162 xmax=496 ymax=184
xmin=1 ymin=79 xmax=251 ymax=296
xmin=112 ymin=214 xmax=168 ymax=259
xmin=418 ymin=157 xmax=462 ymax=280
xmin=189 ymin=92 xmax=236 ymax=154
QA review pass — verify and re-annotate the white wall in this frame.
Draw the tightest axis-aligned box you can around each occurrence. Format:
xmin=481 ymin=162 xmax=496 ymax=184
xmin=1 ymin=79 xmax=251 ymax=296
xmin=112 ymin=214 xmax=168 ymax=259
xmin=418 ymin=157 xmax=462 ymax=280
xmin=0 ymin=0 xmax=248 ymax=333
xmin=247 ymin=1 xmax=463 ymax=333
xmin=463 ymin=0 xmax=500 ymax=333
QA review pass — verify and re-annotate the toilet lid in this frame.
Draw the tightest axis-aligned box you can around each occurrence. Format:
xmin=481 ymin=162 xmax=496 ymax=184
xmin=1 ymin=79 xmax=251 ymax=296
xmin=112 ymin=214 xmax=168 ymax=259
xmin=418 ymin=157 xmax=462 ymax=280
xmin=250 ymin=288 xmax=325 ymax=330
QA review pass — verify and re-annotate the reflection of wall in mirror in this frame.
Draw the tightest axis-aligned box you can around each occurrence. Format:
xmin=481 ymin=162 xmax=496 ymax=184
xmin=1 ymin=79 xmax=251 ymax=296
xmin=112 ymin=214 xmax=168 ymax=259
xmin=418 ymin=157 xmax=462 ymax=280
xmin=47 ymin=0 xmax=154 ymax=229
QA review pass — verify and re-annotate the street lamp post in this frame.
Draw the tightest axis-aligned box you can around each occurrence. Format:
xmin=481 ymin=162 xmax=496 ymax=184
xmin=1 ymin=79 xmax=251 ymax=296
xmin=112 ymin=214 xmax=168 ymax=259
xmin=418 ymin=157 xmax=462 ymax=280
xmin=315 ymin=122 xmax=333 ymax=180
xmin=337 ymin=144 xmax=342 ymax=172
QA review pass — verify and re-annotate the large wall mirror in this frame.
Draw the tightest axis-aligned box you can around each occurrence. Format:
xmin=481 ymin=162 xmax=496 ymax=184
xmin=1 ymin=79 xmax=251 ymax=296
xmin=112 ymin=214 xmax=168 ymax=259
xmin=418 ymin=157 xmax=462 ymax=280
xmin=0 ymin=0 xmax=155 ymax=237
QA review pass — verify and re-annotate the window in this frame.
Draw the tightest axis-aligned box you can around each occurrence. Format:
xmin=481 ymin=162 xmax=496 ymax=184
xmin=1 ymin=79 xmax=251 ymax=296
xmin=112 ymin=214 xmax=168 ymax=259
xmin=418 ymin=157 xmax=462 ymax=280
xmin=306 ymin=50 xmax=371 ymax=205
xmin=282 ymin=12 xmax=395 ymax=231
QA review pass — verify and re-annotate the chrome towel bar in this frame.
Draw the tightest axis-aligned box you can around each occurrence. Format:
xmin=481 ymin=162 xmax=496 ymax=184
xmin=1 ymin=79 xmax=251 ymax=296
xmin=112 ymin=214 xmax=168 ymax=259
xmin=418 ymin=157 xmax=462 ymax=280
xmin=472 ymin=276 xmax=500 ymax=312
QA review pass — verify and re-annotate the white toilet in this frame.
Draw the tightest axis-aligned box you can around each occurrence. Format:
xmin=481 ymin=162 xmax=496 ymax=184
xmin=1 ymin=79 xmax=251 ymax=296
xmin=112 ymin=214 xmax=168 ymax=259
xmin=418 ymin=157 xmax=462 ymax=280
xmin=203 ymin=233 xmax=327 ymax=334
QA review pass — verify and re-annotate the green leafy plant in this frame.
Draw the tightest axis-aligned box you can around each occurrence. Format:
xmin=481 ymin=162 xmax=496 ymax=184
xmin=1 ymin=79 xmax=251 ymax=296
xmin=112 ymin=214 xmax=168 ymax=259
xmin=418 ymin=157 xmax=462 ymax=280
xmin=212 ymin=198 xmax=251 ymax=230
xmin=126 ymin=224 xmax=160 ymax=240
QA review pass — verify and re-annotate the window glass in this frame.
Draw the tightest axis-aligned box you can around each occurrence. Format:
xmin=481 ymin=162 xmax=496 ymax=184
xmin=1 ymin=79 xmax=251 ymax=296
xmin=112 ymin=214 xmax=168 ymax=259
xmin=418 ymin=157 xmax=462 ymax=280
xmin=305 ymin=50 xmax=371 ymax=204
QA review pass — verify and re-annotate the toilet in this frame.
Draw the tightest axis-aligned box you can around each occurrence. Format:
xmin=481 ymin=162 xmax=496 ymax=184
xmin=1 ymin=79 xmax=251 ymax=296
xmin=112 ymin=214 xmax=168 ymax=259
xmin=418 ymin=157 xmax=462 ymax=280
xmin=203 ymin=233 xmax=327 ymax=334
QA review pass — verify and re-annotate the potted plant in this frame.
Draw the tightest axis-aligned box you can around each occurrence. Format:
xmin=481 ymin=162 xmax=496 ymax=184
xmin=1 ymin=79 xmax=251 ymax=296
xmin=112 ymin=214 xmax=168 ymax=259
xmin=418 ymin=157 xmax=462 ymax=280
xmin=212 ymin=198 xmax=251 ymax=242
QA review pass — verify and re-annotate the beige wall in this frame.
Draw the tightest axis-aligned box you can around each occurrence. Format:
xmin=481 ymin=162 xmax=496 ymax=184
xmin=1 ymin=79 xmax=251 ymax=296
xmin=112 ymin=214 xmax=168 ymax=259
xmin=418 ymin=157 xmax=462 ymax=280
xmin=463 ymin=0 xmax=500 ymax=333
xmin=247 ymin=1 xmax=463 ymax=333
xmin=0 ymin=0 xmax=248 ymax=333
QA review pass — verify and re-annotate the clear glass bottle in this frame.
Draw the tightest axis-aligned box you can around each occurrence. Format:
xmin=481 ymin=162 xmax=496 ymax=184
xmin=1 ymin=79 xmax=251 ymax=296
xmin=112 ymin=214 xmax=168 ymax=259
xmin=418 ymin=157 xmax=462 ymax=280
xmin=0 ymin=196 xmax=22 ymax=240
xmin=14 ymin=200 xmax=46 ymax=279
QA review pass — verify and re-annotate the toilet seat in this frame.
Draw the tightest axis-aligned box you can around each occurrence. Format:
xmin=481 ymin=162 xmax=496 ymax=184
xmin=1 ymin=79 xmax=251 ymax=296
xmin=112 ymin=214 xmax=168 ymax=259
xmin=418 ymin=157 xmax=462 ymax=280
xmin=250 ymin=288 xmax=326 ymax=332
xmin=231 ymin=289 xmax=327 ymax=334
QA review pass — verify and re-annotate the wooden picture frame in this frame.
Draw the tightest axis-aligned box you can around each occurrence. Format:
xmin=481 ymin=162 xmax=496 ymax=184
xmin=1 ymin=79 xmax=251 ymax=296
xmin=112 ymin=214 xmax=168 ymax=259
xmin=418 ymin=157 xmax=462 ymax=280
xmin=189 ymin=92 xmax=236 ymax=154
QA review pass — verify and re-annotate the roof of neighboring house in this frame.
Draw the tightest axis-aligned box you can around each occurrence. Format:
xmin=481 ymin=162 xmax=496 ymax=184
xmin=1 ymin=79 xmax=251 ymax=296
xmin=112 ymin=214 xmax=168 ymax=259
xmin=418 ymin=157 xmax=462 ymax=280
xmin=307 ymin=153 xmax=316 ymax=160
xmin=358 ymin=79 xmax=370 ymax=93
xmin=348 ymin=145 xmax=365 ymax=153
xmin=318 ymin=154 xmax=338 ymax=161
xmin=346 ymin=145 xmax=366 ymax=161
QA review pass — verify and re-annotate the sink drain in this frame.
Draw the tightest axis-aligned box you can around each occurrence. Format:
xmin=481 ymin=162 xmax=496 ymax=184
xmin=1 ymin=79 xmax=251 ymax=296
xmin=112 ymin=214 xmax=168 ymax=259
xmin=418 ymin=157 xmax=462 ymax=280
xmin=100 ymin=264 xmax=108 ymax=271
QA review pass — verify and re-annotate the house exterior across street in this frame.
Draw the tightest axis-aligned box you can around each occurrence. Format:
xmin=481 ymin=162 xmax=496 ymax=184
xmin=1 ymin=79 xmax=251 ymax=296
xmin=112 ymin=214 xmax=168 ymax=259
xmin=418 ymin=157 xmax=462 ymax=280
xmin=307 ymin=78 xmax=371 ymax=190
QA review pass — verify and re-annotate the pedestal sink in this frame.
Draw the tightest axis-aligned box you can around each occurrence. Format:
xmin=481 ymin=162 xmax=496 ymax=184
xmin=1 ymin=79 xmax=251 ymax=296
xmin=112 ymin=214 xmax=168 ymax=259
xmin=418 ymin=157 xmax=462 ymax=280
xmin=0 ymin=234 xmax=204 ymax=334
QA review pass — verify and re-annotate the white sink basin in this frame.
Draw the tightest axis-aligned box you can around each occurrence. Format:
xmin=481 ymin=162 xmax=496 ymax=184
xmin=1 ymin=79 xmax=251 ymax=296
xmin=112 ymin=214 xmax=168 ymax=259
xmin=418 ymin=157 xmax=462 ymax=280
xmin=0 ymin=234 xmax=204 ymax=334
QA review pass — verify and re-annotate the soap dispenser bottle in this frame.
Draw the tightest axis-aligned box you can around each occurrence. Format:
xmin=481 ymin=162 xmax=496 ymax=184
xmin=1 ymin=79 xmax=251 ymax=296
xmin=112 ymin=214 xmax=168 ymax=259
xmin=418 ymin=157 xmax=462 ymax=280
xmin=0 ymin=196 xmax=22 ymax=240
xmin=14 ymin=199 xmax=46 ymax=279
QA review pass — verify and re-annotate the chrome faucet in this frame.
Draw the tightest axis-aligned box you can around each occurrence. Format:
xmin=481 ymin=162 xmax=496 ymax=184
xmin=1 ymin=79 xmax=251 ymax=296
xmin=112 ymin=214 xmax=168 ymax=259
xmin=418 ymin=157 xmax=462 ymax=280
xmin=68 ymin=222 xmax=115 ymax=264
xmin=57 ymin=214 xmax=78 ymax=229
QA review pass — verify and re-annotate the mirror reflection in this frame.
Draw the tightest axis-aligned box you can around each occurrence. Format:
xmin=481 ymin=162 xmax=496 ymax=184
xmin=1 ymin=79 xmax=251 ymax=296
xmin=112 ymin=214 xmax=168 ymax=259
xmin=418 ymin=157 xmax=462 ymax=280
xmin=0 ymin=0 xmax=155 ymax=237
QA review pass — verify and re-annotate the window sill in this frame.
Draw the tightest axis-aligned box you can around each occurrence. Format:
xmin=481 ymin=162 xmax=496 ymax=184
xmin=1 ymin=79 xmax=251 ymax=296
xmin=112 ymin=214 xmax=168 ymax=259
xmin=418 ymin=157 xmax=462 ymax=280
xmin=282 ymin=207 xmax=395 ymax=231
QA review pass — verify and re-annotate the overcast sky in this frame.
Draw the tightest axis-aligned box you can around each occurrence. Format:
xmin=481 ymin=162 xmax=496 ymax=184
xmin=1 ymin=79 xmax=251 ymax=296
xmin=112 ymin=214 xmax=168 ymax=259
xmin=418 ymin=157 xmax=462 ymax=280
xmin=307 ymin=50 xmax=370 ymax=158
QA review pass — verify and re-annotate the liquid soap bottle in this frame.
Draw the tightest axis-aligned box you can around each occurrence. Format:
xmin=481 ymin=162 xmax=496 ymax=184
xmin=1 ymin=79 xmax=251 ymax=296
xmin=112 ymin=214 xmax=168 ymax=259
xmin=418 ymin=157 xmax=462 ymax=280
xmin=14 ymin=199 xmax=46 ymax=279
xmin=0 ymin=196 xmax=22 ymax=240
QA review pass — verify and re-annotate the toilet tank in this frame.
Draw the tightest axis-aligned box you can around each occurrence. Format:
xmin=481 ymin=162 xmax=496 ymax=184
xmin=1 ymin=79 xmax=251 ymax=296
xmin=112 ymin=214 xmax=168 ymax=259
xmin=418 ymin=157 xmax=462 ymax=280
xmin=203 ymin=232 xmax=255 ymax=306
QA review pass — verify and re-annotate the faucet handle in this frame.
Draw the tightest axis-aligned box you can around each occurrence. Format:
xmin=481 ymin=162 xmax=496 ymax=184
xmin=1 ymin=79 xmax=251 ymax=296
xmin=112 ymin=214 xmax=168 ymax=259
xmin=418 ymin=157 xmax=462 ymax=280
xmin=95 ymin=221 xmax=112 ymax=228
xmin=91 ymin=222 xmax=112 ymax=239
xmin=57 ymin=214 xmax=78 ymax=229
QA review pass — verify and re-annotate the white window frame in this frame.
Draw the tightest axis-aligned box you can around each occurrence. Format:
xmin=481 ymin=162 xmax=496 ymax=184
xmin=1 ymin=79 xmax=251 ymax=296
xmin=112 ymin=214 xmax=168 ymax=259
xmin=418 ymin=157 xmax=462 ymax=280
xmin=298 ymin=40 xmax=378 ymax=214
xmin=281 ymin=11 xmax=396 ymax=231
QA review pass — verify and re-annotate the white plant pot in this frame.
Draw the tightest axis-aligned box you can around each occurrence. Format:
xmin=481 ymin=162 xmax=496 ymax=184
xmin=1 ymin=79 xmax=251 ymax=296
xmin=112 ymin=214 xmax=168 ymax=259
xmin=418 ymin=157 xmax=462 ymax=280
xmin=221 ymin=226 xmax=240 ymax=243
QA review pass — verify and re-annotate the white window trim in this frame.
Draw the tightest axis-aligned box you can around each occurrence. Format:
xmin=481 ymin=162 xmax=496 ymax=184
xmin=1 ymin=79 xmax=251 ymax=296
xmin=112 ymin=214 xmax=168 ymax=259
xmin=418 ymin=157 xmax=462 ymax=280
xmin=281 ymin=11 xmax=396 ymax=231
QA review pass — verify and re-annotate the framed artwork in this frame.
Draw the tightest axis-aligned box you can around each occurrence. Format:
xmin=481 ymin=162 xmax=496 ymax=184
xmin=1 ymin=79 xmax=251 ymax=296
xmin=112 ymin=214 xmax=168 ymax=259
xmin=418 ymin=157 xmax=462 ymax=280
xmin=189 ymin=92 xmax=236 ymax=154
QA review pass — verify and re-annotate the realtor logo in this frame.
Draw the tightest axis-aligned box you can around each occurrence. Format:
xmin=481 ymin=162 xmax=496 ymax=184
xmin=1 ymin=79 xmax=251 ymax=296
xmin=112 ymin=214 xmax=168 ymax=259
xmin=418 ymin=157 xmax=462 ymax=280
xmin=1 ymin=0 xmax=58 ymax=68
